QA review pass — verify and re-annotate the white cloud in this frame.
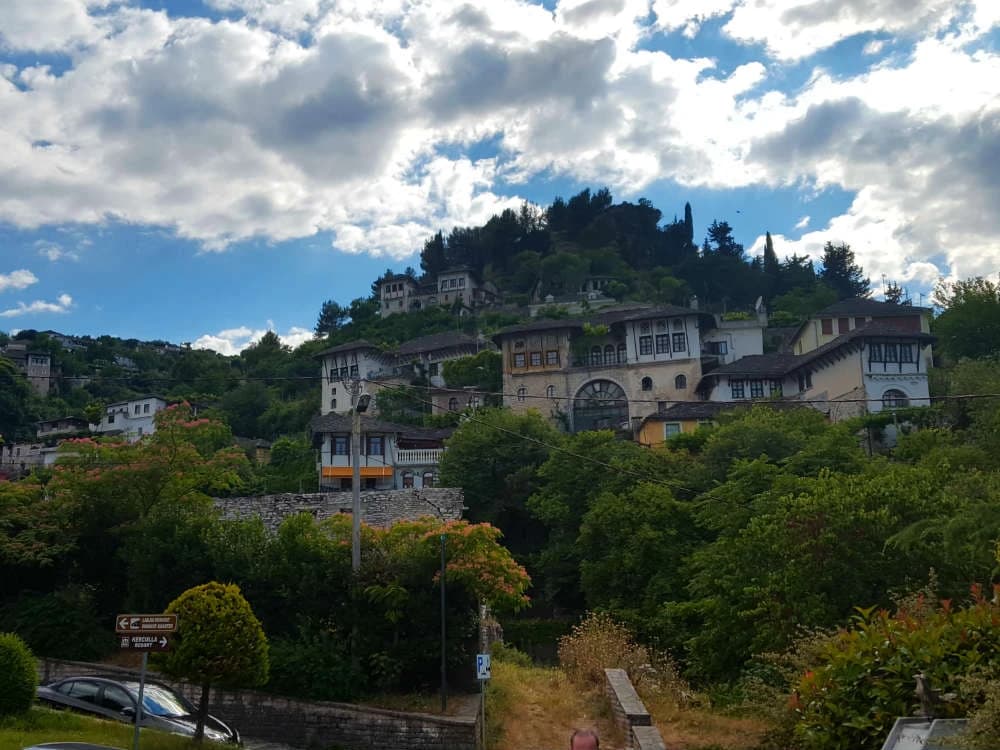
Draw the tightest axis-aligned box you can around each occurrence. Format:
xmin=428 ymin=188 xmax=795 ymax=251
xmin=0 ymin=293 xmax=73 ymax=317
xmin=35 ymin=241 xmax=79 ymax=262
xmin=0 ymin=269 xmax=39 ymax=292
xmin=192 ymin=323 xmax=313 ymax=355
xmin=795 ymin=215 xmax=810 ymax=229
xmin=0 ymin=0 xmax=108 ymax=51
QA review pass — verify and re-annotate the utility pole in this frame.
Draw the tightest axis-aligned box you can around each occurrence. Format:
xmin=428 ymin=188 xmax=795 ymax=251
xmin=347 ymin=380 xmax=370 ymax=573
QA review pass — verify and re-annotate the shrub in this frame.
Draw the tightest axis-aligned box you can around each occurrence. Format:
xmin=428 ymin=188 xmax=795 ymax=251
xmin=0 ymin=632 xmax=38 ymax=716
xmin=793 ymin=587 xmax=1000 ymax=750
xmin=267 ymin=625 xmax=359 ymax=701
xmin=0 ymin=586 xmax=109 ymax=660
xmin=491 ymin=641 xmax=533 ymax=668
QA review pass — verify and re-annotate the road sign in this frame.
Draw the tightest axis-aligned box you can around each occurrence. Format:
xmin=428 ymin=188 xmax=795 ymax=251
xmin=119 ymin=634 xmax=171 ymax=652
xmin=115 ymin=614 xmax=177 ymax=634
xmin=476 ymin=653 xmax=491 ymax=681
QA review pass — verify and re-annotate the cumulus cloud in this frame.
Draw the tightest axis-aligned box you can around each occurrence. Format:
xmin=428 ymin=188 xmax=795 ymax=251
xmin=0 ymin=0 xmax=998 ymax=287
xmin=35 ymin=241 xmax=79 ymax=262
xmin=192 ymin=323 xmax=313 ymax=355
xmin=0 ymin=269 xmax=38 ymax=292
xmin=0 ymin=293 xmax=73 ymax=317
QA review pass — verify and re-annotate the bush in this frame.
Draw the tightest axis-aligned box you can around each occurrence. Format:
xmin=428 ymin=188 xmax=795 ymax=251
xmin=0 ymin=632 xmax=38 ymax=715
xmin=267 ymin=625 xmax=359 ymax=701
xmin=0 ymin=586 xmax=109 ymax=660
xmin=491 ymin=641 xmax=533 ymax=668
xmin=793 ymin=587 xmax=1000 ymax=750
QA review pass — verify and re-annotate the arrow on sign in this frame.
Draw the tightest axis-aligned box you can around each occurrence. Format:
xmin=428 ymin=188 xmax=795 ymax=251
xmin=158 ymin=636 xmax=167 ymax=648
xmin=118 ymin=616 xmax=129 ymax=630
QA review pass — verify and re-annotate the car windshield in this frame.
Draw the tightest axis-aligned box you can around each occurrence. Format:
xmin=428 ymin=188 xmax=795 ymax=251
xmin=122 ymin=683 xmax=195 ymax=718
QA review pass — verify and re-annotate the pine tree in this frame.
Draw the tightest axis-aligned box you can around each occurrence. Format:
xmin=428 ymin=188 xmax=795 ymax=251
xmin=820 ymin=241 xmax=870 ymax=299
xmin=763 ymin=231 xmax=780 ymax=300
xmin=683 ymin=202 xmax=694 ymax=249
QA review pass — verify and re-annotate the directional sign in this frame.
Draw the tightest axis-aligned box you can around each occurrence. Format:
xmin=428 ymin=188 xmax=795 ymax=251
xmin=116 ymin=614 xmax=177 ymax=634
xmin=476 ymin=653 xmax=491 ymax=681
xmin=119 ymin=634 xmax=171 ymax=652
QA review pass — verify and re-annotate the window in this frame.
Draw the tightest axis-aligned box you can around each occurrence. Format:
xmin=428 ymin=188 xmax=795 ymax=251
xmin=641 ymin=377 xmax=653 ymax=391
xmin=67 ymin=681 xmax=100 ymax=704
xmin=573 ymin=380 xmax=628 ymax=432
xmin=440 ymin=282 xmax=447 ymax=292
xmin=797 ymin=371 xmax=813 ymax=390
xmin=137 ymin=427 xmax=143 ymax=437
xmin=769 ymin=380 xmax=783 ymax=396
xmin=884 ymin=343 xmax=899 ymax=362
xmin=334 ymin=436 xmax=349 ymax=455
xmin=468 ymin=395 xmax=481 ymax=408
xmin=459 ymin=277 xmax=465 ymax=287
xmin=591 ymin=346 xmax=602 ymax=365
xmin=838 ymin=317 xmax=849 ymax=334
xmin=423 ymin=472 xmax=435 ymax=487
xmin=340 ymin=367 xmax=349 ymax=380
xmin=821 ymin=318 xmax=833 ymax=334
xmin=657 ymin=401 xmax=667 ymax=413
xmin=530 ymin=351 xmax=542 ymax=367
xmin=108 ymin=413 xmax=115 ymax=424
xmin=545 ymin=350 xmax=559 ymax=366
xmin=655 ymin=334 xmax=669 ymax=354
xmin=365 ymin=478 xmax=377 ymax=490
xmin=546 ymin=385 xmax=555 ymax=398
xmin=706 ymin=341 xmax=728 ymax=355
xmin=639 ymin=336 xmax=653 ymax=355
xmin=672 ymin=332 xmax=686 ymax=352
xmin=350 ymin=364 xmax=359 ymax=378
xmin=402 ymin=472 xmax=414 ymax=489
xmin=517 ymin=387 xmax=527 ymax=402
xmin=664 ymin=423 xmax=682 ymax=438
xmin=749 ymin=380 xmax=765 ymax=398
xmin=134 ymin=404 xmax=140 ymax=414
xmin=882 ymin=389 xmax=909 ymax=409
xmin=731 ymin=380 xmax=745 ymax=399
xmin=675 ymin=374 xmax=687 ymax=389
xmin=900 ymin=344 xmax=914 ymax=363
xmin=100 ymin=685 xmax=133 ymax=712
xmin=448 ymin=397 xmax=459 ymax=411
xmin=514 ymin=352 xmax=526 ymax=368
xmin=869 ymin=343 xmax=883 ymax=362
xmin=143 ymin=404 xmax=150 ymax=414
xmin=331 ymin=398 xmax=337 ymax=409
xmin=617 ymin=344 xmax=627 ymax=364
xmin=331 ymin=386 xmax=337 ymax=395
xmin=366 ymin=436 xmax=384 ymax=456
xmin=429 ymin=362 xmax=439 ymax=375
xmin=603 ymin=345 xmax=615 ymax=365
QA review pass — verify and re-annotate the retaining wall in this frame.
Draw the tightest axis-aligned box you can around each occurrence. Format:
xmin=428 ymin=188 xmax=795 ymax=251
xmin=38 ymin=658 xmax=479 ymax=750
xmin=604 ymin=668 xmax=666 ymax=750
xmin=213 ymin=488 xmax=465 ymax=531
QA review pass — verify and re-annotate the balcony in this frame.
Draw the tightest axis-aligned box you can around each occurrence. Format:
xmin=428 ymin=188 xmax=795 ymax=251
xmin=396 ymin=448 xmax=444 ymax=466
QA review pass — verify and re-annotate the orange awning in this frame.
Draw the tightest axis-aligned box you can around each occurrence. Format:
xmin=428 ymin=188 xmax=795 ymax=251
xmin=321 ymin=466 xmax=393 ymax=478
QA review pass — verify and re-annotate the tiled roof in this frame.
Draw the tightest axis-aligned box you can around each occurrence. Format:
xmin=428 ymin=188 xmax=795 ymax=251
xmin=314 ymin=340 xmax=384 ymax=358
xmin=492 ymin=304 xmax=699 ymax=339
xmin=707 ymin=354 xmax=802 ymax=378
xmin=395 ymin=331 xmax=479 ymax=356
xmin=642 ymin=400 xmax=803 ymax=423
xmin=309 ymin=413 xmax=453 ymax=441
xmin=817 ymin=298 xmax=931 ymax=316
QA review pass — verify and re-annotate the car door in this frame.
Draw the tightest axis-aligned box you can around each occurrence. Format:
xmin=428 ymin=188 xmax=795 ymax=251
xmin=97 ymin=683 xmax=136 ymax=724
xmin=62 ymin=679 xmax=104 ymax=717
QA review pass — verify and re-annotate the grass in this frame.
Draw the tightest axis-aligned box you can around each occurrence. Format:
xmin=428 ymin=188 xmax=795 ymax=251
xmin=0 ymin=707 xmax=217 ymax=750
xmin=642 ymin=693 xmax=771 ymax=750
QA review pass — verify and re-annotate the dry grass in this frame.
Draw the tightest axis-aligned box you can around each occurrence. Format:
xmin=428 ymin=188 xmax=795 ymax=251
xmin=489 ymin=661 xmax=624 ymax=750
xmin=643 ymin=693 xmax=771 ymax=750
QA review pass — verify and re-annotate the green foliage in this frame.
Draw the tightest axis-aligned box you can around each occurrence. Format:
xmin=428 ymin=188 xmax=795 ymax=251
xmin=933 ymin=277 xmax=1000 ymax=361
xmin=0 ymin=358 xmax=35 ymax=442
xmin=160 ymin=582 xmax=270 ymax=690
xmin=266 ymin=624 xmax=356 ymax=701
xmin=0 ymin=632 xmax=37 ymax=716
xmin=0 ymin=586 xmax=109 ymax=661
xmin=442 ymin=350 xmax=502 ymax=393
xmin=793 ymin=591 xmax=1000 ymax=750
xmin=819 ymin=242 xmax=870 ymax=299
xmin=491 ymin=641 xmax=533 ymax=668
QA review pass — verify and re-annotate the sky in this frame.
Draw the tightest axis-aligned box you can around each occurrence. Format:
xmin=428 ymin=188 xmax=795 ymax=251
xmin=0 ymin=0 xmax=998 ymax=355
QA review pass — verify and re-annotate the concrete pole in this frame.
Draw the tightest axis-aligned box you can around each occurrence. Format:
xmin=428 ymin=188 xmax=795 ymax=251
xmin=351 ymin=392 xmax=362 ymax=573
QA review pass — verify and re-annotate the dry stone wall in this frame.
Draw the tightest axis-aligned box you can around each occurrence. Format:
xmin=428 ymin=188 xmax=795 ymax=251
xmin=213 ymin=488 xmax=465 ymax=531
xmin=604 ymin=668 xmax=667 ymax=750
xmin=38 ymin=659 xmax=480 ymax=750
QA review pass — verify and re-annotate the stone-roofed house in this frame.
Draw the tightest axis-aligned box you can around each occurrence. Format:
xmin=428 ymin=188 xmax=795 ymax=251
xmin=394 ymin=331 xmax=487 ymax=387
xmin=315 ymin=341 xmax=395 ymax=415
xmin=309 ymin=413 xmax=453 ymax=491
xmin=90 ymin=395 xmax=169 ymax=442
xmin=375 ymin=267 xmax=499 ymax=317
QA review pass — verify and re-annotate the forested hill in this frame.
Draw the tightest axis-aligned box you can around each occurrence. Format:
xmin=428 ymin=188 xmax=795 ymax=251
xmin=405 ymin=187 xmax=875 ymax=319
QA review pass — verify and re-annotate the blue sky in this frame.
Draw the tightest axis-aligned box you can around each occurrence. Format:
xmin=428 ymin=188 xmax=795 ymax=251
xmin=0 ymin=0 xmax=997 ymax=353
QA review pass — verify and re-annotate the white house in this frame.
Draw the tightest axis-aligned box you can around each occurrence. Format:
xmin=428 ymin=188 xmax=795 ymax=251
xmin=316 ymin=341 xmax=395 ymax=415
xmin=90 ymin=395 xmax=168 ymax=441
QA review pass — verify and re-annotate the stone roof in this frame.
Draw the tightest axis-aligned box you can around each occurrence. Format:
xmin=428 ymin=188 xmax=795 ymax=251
xmin=816 ymin=298 xmax=931 ymax=317
xmin=395 ymin=331 xmax=479 ymax=357
xmin=642 ymin=400 xmax=803 ymax=424
xmin=309 ymin=413 xmax=453 ymax=441
xmin=314 ymin=340 xmax=384 ymax=358
xmin=493 ymin=304 xmax=699 ymax=340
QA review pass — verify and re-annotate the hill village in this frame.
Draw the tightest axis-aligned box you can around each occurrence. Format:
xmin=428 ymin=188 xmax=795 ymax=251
xmin=1 ymin=261 xmax=933 ymax=491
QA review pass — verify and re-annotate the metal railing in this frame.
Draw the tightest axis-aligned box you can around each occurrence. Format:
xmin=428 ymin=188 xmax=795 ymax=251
xmin=396 ymin=448 xmax=444 ymax=465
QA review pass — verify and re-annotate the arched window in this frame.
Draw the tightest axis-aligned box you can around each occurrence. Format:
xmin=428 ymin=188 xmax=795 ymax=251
xmin=402 ymin=471 xmax=414 ymax=488
xmin=590 ymin=346 xmax=602 ymax=366
xmin=546 ymin=385 xmax=555 ymax=398
xmin=573 ymin=380 xmax=628 ymax=433
xmin=882 ymin=388 xmax=909 ymax=409
xmin=422 ymin=472 xmax=435 ymax=488
xmin=641 ymin=376 xmax=653 ymax=391
xmin=617 ymin=344 xmax=627 ymax=364
xmin=604 ymin=345 xmax=615 ymax=365
xmin=517 ymin=387 xmax=527 ymax=402
xmin=448 ymin=397 xmax=459 ymax=411
xmin=675 ymin=374 xmax=687 ymax=390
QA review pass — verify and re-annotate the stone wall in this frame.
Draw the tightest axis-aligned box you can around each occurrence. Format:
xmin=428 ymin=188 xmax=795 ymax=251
xmin=604 ymin=668 xmax=666 ymax=750
xmin=213 ymin=488 xmax=465 ymax=531
xmin=38 ymin=658 xmax=480 ymax=750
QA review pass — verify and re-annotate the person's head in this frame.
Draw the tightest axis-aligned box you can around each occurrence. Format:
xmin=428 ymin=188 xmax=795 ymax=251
xmin=570 ymin=729 xmax=599 ymax=750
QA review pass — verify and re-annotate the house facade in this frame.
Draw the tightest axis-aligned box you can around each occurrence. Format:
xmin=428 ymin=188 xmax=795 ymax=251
xmin=90 ymin=395 xmax=168 ymax=441
xmin=3 ymin=343 xmax=53 ymax=395
xmin=316 ymin=341 xmax=395 ymax=415
xmin=494 ymin=305 xmax=706 ymax=433
xmin=376 ymin=267 xmax=499 ymax=317
xmin=310 ymin=413 xmax=449 ymax=491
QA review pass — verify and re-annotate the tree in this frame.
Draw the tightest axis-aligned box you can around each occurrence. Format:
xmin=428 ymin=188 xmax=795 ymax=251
xmin=883 ymin=281 xmax=905 ymax=305
xmin=683 ymin=202 xmax=694 ymax=248
xmin=159 ymin=582 xmax=269 ymax=741
xmin=819 ymin=241 xmax=870 ymax=299
xmin=705 ymin=220 xmax=744 ymax=258
xmin=0 ymin=632 xmax=36 ymax=716
xmin=0 ymin=358 xmax=35 ymax=442
xmin=315 ymin=300 xmax=348 ymax=337
xmin=932 ymin=277 xmax=1000 ymax=361
xmin=762 ymin=231 xmax=780 ymax=300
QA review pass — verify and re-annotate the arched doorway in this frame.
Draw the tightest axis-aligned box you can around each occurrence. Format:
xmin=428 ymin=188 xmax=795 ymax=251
xmin=573 ymin=380 xmax=629 ymax=432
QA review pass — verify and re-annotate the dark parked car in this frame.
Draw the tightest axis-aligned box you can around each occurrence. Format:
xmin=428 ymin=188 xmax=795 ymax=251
xmin=36 ymin=677 xmax=239 ymax=744
xmin=23 ymin=744 xmax=124 ymax=750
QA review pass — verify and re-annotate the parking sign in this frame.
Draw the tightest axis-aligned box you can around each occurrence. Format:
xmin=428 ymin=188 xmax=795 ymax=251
xmin=476 ymin=653 xmax=491 ymax=680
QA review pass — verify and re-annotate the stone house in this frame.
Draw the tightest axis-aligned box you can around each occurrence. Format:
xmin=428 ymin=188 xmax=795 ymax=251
xmin=90 ymin=395 xmax=168 ymax=442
